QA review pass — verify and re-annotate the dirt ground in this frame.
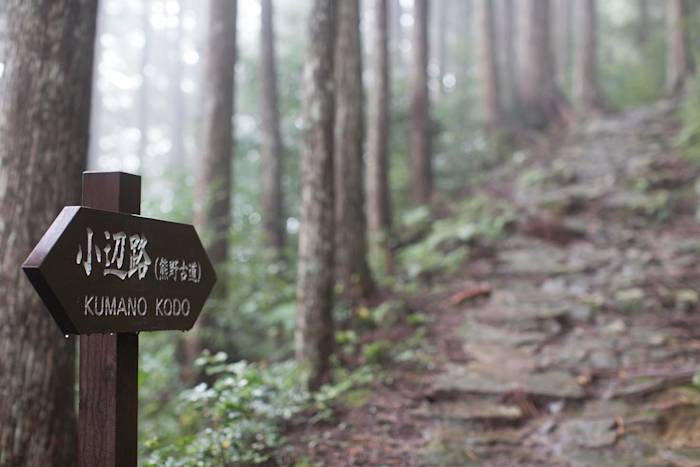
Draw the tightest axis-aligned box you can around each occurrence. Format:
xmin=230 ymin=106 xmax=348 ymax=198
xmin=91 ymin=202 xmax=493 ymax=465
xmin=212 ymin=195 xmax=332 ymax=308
xmin=286 ymin=100 xmax=700 ymax=466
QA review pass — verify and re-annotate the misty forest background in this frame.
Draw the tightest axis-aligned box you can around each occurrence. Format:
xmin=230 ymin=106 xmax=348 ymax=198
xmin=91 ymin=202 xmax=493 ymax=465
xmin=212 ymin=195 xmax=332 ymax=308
xmin=3 ymin=0 xmax=700 ymax=465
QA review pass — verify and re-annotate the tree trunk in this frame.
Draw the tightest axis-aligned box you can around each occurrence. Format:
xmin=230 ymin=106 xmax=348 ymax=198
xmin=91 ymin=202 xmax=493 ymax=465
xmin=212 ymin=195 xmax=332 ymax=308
xmin=296 ymin=0 xmax=337 ymax=391
xmin=495 ymin=0 xmax=517 ymax=115
xmin=368 ymin=0 xmax=393 ymax=272
xmin=334 ymin=0 xmax=375 ymax=301
xmin=260 ymin=0 xmax=285 ymax=256
xmin=0 ymin=1 xmax=97 ymax=465
xmin=573 ymin=0 xmax=604 ymax=114
xmin=517 ymin=0 xmax=567 ymax=130
xmin=194 ymin=0 xmax=235 ymax=275
xmin=475 ymin=0 xmax=503 ymax=130
xmin=187 ymin=0 xmax=236 ymax=382
xmin=665 ymin=0 xmax=689 ymax=95
xmin=137 ymin=0 xmax=152 ymax=171
xmin=410 ymin=0 xmax=432 ymax=204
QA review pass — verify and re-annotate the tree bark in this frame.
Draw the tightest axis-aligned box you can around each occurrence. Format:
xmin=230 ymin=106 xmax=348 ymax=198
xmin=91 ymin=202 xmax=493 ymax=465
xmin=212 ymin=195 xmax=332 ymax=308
xmin=475 ymin=0 xmax=503 ymax=130
xmin=411 ymin=0 xmax=432 ymax=204
xmin=194 ymin=0 xmax=235 ymax=275
xmin=188 ymin=0 xmax=236 ymax=382
xmin=0 ymin=1 xmax=97 ymax=465
xmin=517 ymin=0 xmax=568 ymax=130
xmin=665 ymin=0 xmax=689 ymax=95
xmin=368 ymin=0 xmax=393 ymax=269
xmin=495 ymin=0 xmax=517 ymax=115
xmin=334 ymin=0 xmax=375 ymax=301
xmin=296 ymin=0 xmax=337 ymax=390
xmin=573 ymin=0 xmax=604 ymax=114
xmin=260 ymin=0 xmax=285 ymax=256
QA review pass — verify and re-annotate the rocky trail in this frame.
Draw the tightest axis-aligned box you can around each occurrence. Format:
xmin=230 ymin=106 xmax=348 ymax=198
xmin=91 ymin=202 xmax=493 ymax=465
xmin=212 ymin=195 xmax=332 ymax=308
xmin=289 ymin=101 xmax=700 ymax=466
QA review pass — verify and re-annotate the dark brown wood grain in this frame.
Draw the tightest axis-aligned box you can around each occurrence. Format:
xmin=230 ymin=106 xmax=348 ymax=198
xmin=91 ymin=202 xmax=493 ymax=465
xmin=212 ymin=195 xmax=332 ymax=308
xmin=78 ymin=172 xmax=139 ymax=467
xmin=23 ymin=175 xmax=216 ymax=335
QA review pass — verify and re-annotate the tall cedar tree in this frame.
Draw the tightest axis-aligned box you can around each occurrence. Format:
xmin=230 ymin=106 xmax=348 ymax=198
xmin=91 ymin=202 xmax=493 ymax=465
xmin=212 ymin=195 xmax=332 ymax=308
xmin=495 ymin=0 xmax=517 ymax=115
xmin=411 ymin=0 xmax=432 ymax=204
xmin=665 ymin=0 xmax=689 ymax=95
xmin=334 ymin=0 xmax=375 ymax=300
xmin=260 ymin=0 xmax=286 ymax=256
xmin=475 ymin=0 xmax=503 ymax=130
xmin=517 ymin=0 xmax=568 ymax=130
xmin=368 ymin=0 xmax=393 ymax=268
xmin=296 ymin=0 xmax=337 ymax=390
xmin=187 ymin=0 xmax=237 ymax=380
xmin=573 ymin=0 xmax=605 ymax=114
xmin=0 ymin=0 xmax=98 ymax=465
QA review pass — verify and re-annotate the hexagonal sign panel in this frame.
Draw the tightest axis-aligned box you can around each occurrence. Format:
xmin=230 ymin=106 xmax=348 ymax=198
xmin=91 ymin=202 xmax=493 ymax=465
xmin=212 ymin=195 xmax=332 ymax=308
xmin=22 ymin=206 xmax=216 ymax=334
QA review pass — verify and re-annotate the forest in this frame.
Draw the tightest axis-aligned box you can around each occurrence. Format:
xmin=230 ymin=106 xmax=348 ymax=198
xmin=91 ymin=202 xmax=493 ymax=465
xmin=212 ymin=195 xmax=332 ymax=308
xmin=3 ymin=0 xmax=700 ymax=465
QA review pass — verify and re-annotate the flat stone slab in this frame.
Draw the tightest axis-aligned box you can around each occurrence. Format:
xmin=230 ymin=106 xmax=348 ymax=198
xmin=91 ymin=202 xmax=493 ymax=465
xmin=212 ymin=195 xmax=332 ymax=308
xmin=558 ymin=418 xmax=619 ymax=449
xmin=433 ymin=363 xmax=586 ymax=399
xmin=461 ymin=318 xmax=548 ymax=348
xmin=416 ymin=401 xmax=523 ymax=422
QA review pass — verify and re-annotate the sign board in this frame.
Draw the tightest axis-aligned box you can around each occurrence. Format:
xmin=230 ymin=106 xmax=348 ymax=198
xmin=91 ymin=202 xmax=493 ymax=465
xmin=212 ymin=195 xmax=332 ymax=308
xmin=23 ymin=206 xmax=216 ymax=334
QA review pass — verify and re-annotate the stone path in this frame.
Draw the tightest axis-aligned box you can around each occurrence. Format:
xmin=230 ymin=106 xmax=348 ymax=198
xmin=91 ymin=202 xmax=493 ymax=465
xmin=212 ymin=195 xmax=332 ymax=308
xmin=420 ymin=100 xmax=700 ymax=466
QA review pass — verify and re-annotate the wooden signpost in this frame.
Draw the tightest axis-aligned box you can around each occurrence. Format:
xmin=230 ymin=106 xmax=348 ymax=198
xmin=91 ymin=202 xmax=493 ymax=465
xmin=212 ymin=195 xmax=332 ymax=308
xmin=22 ymin=171 xmax=216 ymax=466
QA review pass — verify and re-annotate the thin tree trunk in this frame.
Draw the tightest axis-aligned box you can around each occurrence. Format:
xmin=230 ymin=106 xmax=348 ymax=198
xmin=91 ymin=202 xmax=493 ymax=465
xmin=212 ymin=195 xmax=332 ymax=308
xmin=517 ymin=0 xmax=568 ymax=130
xmin=137 ymin=0 xmax=152 ymax=171
xmin=368 ymin=0 xmax=393 ymax=272
xmin=296 ymin=0 xmax=337 ymax=391
xmin=187 ymin=0 xmax=236 ymax=382
xmin=475 ymin=0 xmax=502 ymax=130
xmin=573 ymin=0 xmax=604 ymax=114
xmin=495 ymin=0 xmax=517 ymax=115
xmin=553 ymin=0 xmax=573 ymax=91
xmin=0 ymin=1 xmax=98 ymax=465
xmin=665 ymin=0 xmax=689 ymax=95
xmin=411 ymin=0 xmax=432 ymax=204
xmin=260 ymin=0 xmax=285 ymax=256
xmin=334 ymin=0 xmax=375 ymax=301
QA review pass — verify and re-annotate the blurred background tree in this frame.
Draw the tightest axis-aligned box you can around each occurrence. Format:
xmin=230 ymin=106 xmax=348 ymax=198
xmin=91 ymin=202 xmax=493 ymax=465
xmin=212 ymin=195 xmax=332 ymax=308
xmin=3 ymin=0 xmax=700 ymax=464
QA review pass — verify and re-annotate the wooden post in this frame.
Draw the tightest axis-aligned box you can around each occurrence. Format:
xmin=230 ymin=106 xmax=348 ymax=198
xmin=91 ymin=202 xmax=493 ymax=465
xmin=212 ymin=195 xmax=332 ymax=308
xmin=79 ymin=172 xmax=140 ymax=467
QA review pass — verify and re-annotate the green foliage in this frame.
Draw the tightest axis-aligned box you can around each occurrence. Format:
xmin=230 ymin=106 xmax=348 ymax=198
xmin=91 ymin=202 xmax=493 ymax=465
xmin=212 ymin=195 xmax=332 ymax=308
xmin=143 ymin=353 xmax=307 ymax=466
xmin=362 ymin=340 xmax=393 ymax=366
xmin=598 ymin=1 xmax=666 ymax=110
xmin=677 ymin=79 xmax=700 ymax=161
xmin=143 ymin=352 xmax=378 ymax=466
xmin=396 ymin=196 xmax=514 ymax=282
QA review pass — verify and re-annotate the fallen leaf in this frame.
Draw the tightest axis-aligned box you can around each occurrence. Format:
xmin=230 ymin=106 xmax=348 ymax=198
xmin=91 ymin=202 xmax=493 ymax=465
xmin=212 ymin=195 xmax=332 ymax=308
xmin=449 ymin=283 xmax=493 ymax=305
